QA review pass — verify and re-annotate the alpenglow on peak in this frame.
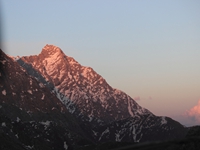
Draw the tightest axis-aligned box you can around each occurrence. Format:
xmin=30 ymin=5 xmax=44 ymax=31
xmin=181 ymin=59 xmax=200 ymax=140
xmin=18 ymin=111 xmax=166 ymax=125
xmin=40 ymin=44 xmax=64 ymax=57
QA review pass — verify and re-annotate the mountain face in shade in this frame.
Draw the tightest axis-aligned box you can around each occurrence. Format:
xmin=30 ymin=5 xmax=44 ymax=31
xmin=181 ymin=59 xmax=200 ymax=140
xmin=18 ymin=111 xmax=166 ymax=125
xmin=0 ymin=49 xmax=95 ymax=150
xmin=16 ymin=44 xmax=188 ymax=143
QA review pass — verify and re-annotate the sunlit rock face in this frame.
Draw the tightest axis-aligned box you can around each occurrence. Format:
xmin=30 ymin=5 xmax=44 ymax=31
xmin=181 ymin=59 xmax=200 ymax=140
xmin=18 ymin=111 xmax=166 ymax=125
xmin=15 ymin=44 xmax=188 ymax=143
xmin=20 ymin=44 xmax=150 ymax=123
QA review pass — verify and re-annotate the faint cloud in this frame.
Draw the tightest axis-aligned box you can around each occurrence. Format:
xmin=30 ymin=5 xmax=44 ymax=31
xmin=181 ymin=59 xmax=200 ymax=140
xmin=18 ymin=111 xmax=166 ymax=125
xmin=133 ymin=96 xmax=152 ymax=101
xmin=134 ymin=96 xmax=140 ymax=101
xmin=183 ymin=99 xmax=200 ymax=125
xmin=187 ymin=99 xmax=200 ymax=121
xmin=148 ymin=96 xmax=152 ymax=100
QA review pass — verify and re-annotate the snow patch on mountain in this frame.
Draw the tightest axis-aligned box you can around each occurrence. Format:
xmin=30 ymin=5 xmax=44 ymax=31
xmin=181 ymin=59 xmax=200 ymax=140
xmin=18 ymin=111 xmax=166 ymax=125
xmin=25 ymin=145 xmax=34 ymax=149
xmin=128 ymin=99 xmax=134 ymax=117
xmin=16 ymin=117 xmax=21 ymax=122
xmin=2 ymin=122 xmax=6 ymax=127
xmin=41 ymin=93 xmax=45 ymax=100
xmin=0 ymin=60 xmax=6 ymax=64
xmin=115 ymin=131 xmax=126 ymax=142
xmin=40 ymin=121 xmax=51 ymax=130
xmin=2 ymin=90 xmax=6 ymax=95
xmin=14 ymin=56 xmax=21 ymax=61
xmin=27 ymin=90 xmax=33 ymax=94
xmin=64 ymin=142 xmax=68 ymax=150
xmin=161 ymin=116 xmax=167 ymax=125
xmin=53 ymin=87 xmax=76 ymax=114
xmin=99 ymin=128 xmax=110 ymax=141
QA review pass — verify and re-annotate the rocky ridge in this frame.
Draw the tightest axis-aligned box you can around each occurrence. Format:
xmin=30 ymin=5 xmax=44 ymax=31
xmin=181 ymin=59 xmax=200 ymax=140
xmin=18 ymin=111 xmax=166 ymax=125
xmin=17 ymin=44 xmax=188 ymax=143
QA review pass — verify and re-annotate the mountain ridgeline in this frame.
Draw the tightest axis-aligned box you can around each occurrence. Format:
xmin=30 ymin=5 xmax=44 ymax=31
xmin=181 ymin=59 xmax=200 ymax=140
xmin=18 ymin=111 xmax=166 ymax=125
xmin=0 ymin=45 xmax=191 ymax=149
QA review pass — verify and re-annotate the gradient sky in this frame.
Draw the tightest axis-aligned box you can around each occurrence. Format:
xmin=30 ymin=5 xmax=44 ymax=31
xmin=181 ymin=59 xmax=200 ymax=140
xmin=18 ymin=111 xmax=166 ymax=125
xmin=1 ymin=0 xmax=200 ymax=126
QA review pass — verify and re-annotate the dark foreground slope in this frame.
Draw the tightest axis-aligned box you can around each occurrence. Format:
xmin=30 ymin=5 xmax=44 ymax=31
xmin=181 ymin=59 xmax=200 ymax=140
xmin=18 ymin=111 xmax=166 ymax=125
xmin=80 ymin=126 xmax=200 ymax=150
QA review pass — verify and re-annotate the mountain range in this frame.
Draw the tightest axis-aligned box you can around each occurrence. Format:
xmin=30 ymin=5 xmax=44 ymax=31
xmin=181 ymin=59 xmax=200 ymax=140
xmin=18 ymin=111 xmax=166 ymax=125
xmin=0 ymin=44 xmax=198 ymax=150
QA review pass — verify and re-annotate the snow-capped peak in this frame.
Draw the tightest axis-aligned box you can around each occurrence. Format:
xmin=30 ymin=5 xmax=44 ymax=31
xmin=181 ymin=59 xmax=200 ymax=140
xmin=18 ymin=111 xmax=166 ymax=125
xmin=40 ymin=44 xmax=64 ymax=58
xmin=7 ymin=45 xmax=188 ymax=145
xmin=42 ymin=44 xmax=60 ymax=51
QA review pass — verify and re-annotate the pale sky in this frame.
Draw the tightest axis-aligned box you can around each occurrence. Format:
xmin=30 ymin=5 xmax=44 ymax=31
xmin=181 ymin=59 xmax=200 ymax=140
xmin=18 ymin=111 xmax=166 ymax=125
xmin=1 ymin=0 xmax=200 ymax=126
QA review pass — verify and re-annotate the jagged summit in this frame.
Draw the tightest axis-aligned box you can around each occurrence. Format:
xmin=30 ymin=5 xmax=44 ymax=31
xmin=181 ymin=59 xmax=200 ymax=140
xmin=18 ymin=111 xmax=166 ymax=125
xmin=39 ymin=44 xmax=64 ymax=59
xmin=39 ymin=44 xmax=79 ymax=66
xmin=42 ymin=44 xmax=62 ymax=53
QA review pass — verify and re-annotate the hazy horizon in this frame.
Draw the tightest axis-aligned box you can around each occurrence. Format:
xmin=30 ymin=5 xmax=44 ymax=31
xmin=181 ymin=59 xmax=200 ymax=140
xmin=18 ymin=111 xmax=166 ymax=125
xmin=1 ymin=0 xmax=200 ymax=126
